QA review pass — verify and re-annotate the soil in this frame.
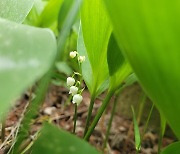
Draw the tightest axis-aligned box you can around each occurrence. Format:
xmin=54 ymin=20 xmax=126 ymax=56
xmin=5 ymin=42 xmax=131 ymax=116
xmin=0 ymin=84 xmax=175 ymax=154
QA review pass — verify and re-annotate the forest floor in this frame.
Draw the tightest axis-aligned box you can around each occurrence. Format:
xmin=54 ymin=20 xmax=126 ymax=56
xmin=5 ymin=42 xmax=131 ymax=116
xmin=0 ymin=84 xmax=175 ymax=154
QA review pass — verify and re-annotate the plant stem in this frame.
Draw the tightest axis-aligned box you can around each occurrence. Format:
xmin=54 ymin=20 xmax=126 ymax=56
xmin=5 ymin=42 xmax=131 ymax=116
xmin=103 ymin=92 xmax=119 ymax=149
xmin=73 ymin=104 xmax=78 ymax=134
xmin=137 ymin=92 xmax=146 ymax=124
xmin=158 ymin=112 xmax=166 ymax=154
xmin=142 ymin=103 xmax=154 ymax=139
xmin=83 ymin=94 xmax=96 ymax=137
xmin=84 ymin=90 xmax=114 ymax=141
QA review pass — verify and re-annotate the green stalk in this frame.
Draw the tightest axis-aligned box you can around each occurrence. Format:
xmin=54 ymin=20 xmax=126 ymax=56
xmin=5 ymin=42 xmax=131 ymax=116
xmin=137 ymin=93 xmax=146 ymax=124
xmin=73 ymin=103 xmax=78 ymax=134
xmin=103 ymin=92 xmax=119 ymax=149
xmin=142 ymin=103 xmax=154 ymax=139
xmin=83 ymin=94 xmax=96 ymax=137
xmin=84 ymin=90 xmax=114 ymax=141
xmin=158 ymin=112 xmax=166 ymax=154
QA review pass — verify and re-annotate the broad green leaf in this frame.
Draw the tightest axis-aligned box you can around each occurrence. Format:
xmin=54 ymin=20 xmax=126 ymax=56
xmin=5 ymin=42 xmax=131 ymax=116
xmin=32 ymin=124 xmax=100 ymax=154
xmin=33 ymin=0 xmax=47 ymax=15
xmin=78 ymin=25 xmax=109 ymax=96
xmin=37 ymin=0 xmax=63 ymax=28
xmin=104 ymin=0 xmax=180 ymax=138
xmin=24 ymin=0 xmax=47 ymax=26
xmin=107 ymin=34 xmax=132 ymax=91
xmin=131 ymin=106 xmax=141 ymax=151
xmin=81 ymin=0 xmax=112 ymax=95
xmin=77 ymin=26 xmax=93 ymax=91
xmin=58 ymin=0 xmax=73 ymax=31
xmin=0 ymin=18 xmax=56 ymax=115
xmin=0 ymin=0 xmax=34 ymax=23
xmin=162 ymin=142 xmax=180 ymax=154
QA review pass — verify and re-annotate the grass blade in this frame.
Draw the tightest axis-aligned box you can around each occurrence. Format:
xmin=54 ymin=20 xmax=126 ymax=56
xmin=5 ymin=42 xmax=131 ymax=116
xmin=131 ymin=106 xmax=141 ymax=153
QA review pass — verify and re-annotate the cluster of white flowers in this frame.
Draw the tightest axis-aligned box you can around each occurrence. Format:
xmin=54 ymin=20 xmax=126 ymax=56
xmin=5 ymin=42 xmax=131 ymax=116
xmin=66 ymin=76 xmax=83 ymax=105
xmin=67 ymin=51 xmax=85 ymax=105
xmin=69 ymin=51 xmax=85 ymax=63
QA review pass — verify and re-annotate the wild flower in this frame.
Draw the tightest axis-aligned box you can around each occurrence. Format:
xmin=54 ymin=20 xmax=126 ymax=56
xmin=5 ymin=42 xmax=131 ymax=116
xmin=67 ymin=77 xmax=75 ymax=86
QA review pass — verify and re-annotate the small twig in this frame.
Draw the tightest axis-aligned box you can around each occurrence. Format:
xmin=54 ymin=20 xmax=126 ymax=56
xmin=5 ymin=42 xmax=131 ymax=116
xmin=1 ymin=118 xmax=6 ymax=142
xmin=7 ymin=102 xmax=30 ymax=154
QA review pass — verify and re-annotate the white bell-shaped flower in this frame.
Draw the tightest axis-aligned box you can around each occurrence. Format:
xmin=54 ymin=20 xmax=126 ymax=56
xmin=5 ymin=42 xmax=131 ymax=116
xmin=69 ymin=86 xmax=78 ymax=96
xmin=78 ymin=56 xmax=85 ymax=63
xmin=72 ymin=94 xmax=83 ymax=105
xmin=69 ymin=51 xmax=77 ymax=58
xmin=67 ymin=77 xmax=75 ymax=86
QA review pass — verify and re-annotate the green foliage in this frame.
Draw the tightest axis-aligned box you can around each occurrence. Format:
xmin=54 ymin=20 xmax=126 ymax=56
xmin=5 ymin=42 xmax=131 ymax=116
xmin=0 ymin=18 xmax=56 ymax=116
xmin=162 ymin=142 xmax=180 ymax=154
xmin=122 ymin=73 xmax=138 ymax=88
xmin=37 ymin=0 xmax=63 ymax=30
xmin=81 ymin=0 xmax=112 ymax=96
xmin=77 ymin=27 xmax=93 ymax=91
xmin=131 ymin=106 xmax=141 ymax=152
xmin=57 ymin=0 xmax=82 ymax=60
xmin=104 ymin=0 xmax=180 ymax=138
xmin=0 ymin=0 xmax=34 ymax=23
xmin=58 ymin=0 xmax=73 ymax=31
xmin=32 ymin=124 xmax=100 ymax=154
xmin=107 ymin=34 xmax=132 ymax=91
xmin=158 ymin=112 xmax=166 ymax=153
xmin=161 ymin=142 xmax=180 ymax=154
xmin=1 ymin=0 xmax=178 ymax=153
xmin=13 ymin=0 xmax=83 ymax=151
xmin=56 ymin=62 xmax=73 ymax=76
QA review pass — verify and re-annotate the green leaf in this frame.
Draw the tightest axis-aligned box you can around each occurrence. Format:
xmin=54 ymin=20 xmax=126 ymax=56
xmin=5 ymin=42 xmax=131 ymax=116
xmin=78 ymin=25 xmax=109 ymax=96
xmin=104 ymin=0 xmax=180 ymax=138
xmin=81 ymin=0 xmax=112 ymax=95
xmin=0 ymin=18 xmax=56 ymax=115
xmin=131 ymin=106 xmax=141 ymax=151
xmin=24 ymin=0 xmax=47 ymax=26
xmin=58 ymin=0 xmax=73 ymax=31
xmin=77 ymin=26 xmax=93 ymax=91
xmin=0 ymin=0 xmax=34 ymax=23
xmin=107 ymin=34 xmax=132 ymax=91
xmin=37 ymin=0 xmax=63 ymax=29
xmin=122 ymin=73 xmax=138 ymax=89
xmin=57 ymin=0 xmax=82 ymax=60
xmin=32 ymin=124 xmax=100 ymax=154
xmin=56 ymin=62 xmax=73 ymax=76
xmin=162 ymin=142 xmax=180 ymax=154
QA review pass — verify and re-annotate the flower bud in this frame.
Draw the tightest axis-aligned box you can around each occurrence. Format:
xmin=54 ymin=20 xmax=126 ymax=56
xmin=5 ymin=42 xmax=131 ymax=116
xmin=78 ymin=56 xmax=85 ymax=63
xmin=67 ymin=77 xmax=75 ymax=86
xmin=69 ymin=51 xmax=77 ymax=58
xmin=72 ymin=94 xmax=83 ymax=105
xmin=69 ymin=86 xmax=78 ymax=96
